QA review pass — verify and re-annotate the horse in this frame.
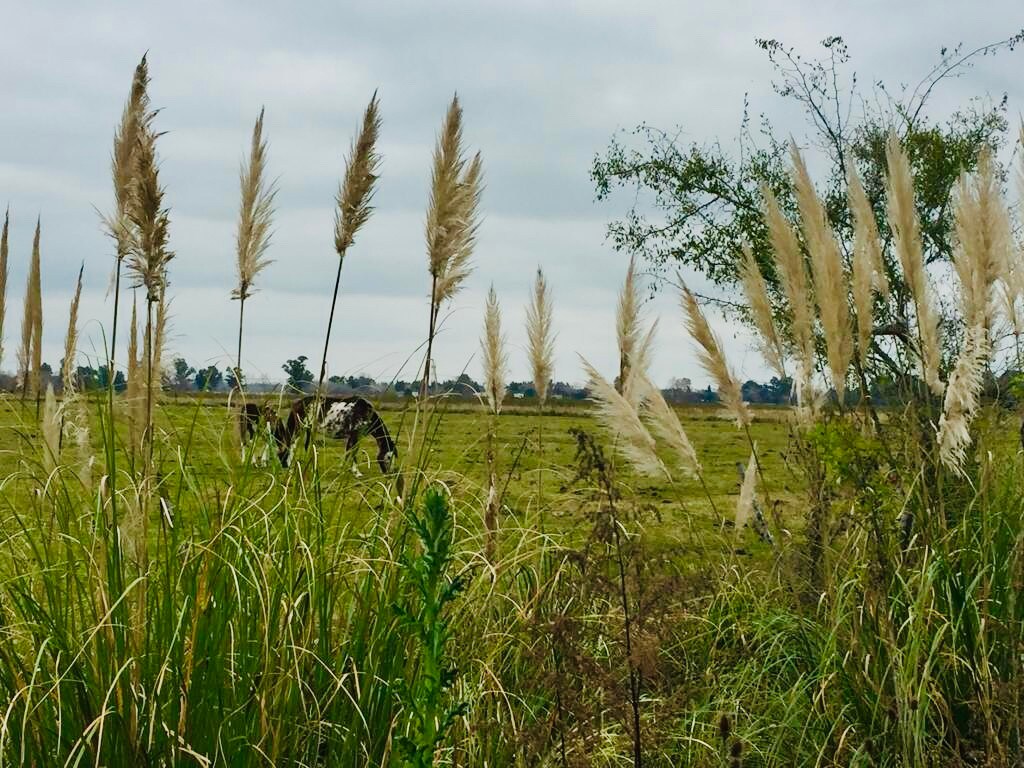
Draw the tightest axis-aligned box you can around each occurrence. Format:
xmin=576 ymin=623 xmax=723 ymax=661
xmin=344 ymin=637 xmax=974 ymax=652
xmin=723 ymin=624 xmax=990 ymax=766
xmin=274 ymin=395 xmax=397 ymax=474
xmin=237 ymin=401 xmax=280 ymax=466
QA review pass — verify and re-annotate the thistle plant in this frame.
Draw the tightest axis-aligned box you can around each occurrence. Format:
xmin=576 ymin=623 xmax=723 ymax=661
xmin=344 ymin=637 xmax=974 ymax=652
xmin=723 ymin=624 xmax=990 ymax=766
xmin=232 ymin=108 xmax=276 ymax=394
xmin=316 ymin=94 xmax=381 ymax=396
xmin=395 ymin=487 xmax=468 ymax=767
xmin=421 ymin=95 xmax=482 ymax=399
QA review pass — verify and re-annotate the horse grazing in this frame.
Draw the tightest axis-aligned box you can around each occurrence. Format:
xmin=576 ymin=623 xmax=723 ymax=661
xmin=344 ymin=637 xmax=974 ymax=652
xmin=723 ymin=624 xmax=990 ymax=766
xmin=239 ymin=401 xmax=280 ymax=466
xmin=275 ymin=395 xmax=397 ymax=473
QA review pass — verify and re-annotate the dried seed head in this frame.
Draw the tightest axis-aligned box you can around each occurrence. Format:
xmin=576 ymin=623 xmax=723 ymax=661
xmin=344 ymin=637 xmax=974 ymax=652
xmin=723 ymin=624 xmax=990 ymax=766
xmin=526 ymin=267 xmax=555 ymax=404
xmin=234 ymin=108 xmax=277 ymax=302
xmin=335 ymin=93 xmax=382 ymax=256
xmin=481 ymin=284 xmax=508 ymax=415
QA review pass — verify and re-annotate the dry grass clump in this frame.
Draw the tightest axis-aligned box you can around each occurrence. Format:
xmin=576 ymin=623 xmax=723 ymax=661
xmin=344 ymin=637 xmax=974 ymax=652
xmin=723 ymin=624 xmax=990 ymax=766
xmin=680 ymin=284 xmax=750 ymax=428
xmin=790 ymin=145 xmax=852 ymax=400
xmin=885 ymin=132 xmax=942 ymax=395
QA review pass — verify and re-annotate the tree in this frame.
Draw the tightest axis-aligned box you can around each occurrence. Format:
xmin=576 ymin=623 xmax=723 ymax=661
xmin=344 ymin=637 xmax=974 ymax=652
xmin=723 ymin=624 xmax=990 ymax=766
xmin=171 ymin=358 xmax=195 ymax=391
xmin=592 ymin=33 xmax=1024 ymax=345
xmin=225 ymin=367 xmax=243 ymax=391
xmin=97 ymin=365 xmax=127 ymax=393
xmin=194 ymin=365 xmax=223 ymax=392
xmin=282 ymin=356 xmax=313 ymax=392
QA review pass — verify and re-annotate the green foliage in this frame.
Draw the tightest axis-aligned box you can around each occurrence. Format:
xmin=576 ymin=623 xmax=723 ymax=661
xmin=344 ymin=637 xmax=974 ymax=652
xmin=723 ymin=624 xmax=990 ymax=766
xmin=282 ymin=355 xmax=313 ymax=390
xmin=394 ymin=487 xmax=469 ymax=766
xmin=592 ymin=33 xmax=1023 ymax=316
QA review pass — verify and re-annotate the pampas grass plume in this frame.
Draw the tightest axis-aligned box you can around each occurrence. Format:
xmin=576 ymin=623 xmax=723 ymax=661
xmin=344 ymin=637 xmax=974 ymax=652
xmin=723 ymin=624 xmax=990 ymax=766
xmin=526 ymin=267 xmax=555 ymax=404
xmin=885 ymin=131 xmax=942 ymax=395
xmin=680 ymin=283 xmax=750 ymax=428
xmin=481 ymin=284 xmax=508 ymax=415
xmin=581 ymin=355 xmax=667 ymax=478
xmin=335 ymin=94 xmax=381 ymax=257
xmin=762 ymin=185 xmax=816 ymax=407
xmin=62 ymin=265 xmax=84 ymax=398
xmin=736 ymin=446 xmax=757 ymax=528
xmin=738 ymin=242 xmax=785 ymax=378
xmin=790 ymin=144 xmax=852 ymax=400
xmin=638 ymin=373 xmax=701 ymax=476
xmin=617 ymin=255 xmax=642 ymax=390
xmin=233 ymin=108 xmax=276 ymax=302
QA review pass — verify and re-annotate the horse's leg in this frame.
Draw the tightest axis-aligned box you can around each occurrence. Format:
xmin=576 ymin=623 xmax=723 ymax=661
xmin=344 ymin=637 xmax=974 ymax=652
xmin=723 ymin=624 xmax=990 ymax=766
xmin=345 ymin=430 xmax=365 ymax=478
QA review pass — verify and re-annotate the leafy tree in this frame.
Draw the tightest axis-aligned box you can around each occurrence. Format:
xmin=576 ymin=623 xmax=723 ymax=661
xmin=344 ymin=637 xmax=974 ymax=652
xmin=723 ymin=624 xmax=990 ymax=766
xmin=172 ymin=358 xmax=195 ymax=391
xmin=592 ymin=33 xmax=1024 ymax=348
xmin=282 ymin=356 xmax=313 ymax=392
xmin=225 ymin=367 xmax=243 ymax=390
xmin=97 ymin=365 xmax=127 ymax=393
xmin=194 ymin=365 xmax=223 ymax=392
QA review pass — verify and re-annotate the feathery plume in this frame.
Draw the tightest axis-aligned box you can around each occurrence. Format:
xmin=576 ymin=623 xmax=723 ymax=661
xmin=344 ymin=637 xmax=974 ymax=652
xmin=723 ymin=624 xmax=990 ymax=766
xmin=617 ymin=255 xmax=642 ymax=391
xmin=107 ymin=54 xmax=151 ymax=256
xmin=0 ymin=208 xmax=9 ymax=370
xmin=790 ymin=144 xmax=852 ymax=400
xmin=125 ymin=126 xmax=173 ymax=302
xmin=848 ymin=166 xmax=889 ymax=365
xmin=637 ymin=373 xmax=701 ymax=476
xmin=427 ymin=95 xmax=483 ymax=306
xmin=526 ymin=267 xmax=555 ymax=404
xmin=736 ymin=446 xmax=758 ymax=528
xmin=937 ymin=325 xmax=988 ymax=474
xmin=144 ymin=294 xmax=169 ymax=402
xmin=680 ymin=284 xmax=750 ymax=428
xmin=762 ymin=185 xmax=816 ymax=408
xmin=335 ymin=94 xmax=382 ymax=257
xmin=885 ymin=132 xmax=942 ymax=395
xmin=233 ymin=108 xmax=276 ymax=302
xmin=952 ymin=148 xmax=1010 ymax=334
xmin=481 ymin=284 xmax=508 ymax=415
xmin=623 ymin=320 xmax=658 ymax=410
xmin=41 ymin=382 xmax=59 ymax=473
xmin=581 ymin=355 xmax=667 ymax=478
xmin=29 ymin=221 xmax=42 ymax=399
xmin=738 ymin=243 xmax=785 ymax=378
xmin=62 ymin=265 xmax=84 ymax=398
xmin=847 ymin=165 xmax=889 ymax=297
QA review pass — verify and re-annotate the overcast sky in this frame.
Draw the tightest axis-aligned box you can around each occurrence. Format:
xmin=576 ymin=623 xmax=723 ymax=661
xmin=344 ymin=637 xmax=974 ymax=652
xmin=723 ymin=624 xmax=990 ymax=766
xmin=2 ymin=1 xmax=1022 ymax=388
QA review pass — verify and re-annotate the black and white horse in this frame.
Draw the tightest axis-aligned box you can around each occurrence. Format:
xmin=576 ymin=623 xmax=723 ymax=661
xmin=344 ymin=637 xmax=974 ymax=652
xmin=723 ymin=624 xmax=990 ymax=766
xmin=274 ymin=395 xmax=397 ymax=473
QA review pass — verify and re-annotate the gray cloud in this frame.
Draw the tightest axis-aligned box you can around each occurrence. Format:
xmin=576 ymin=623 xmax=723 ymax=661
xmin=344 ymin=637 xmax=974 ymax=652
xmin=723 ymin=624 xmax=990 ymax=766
xmin=2 ymin=0 xmax=1022 ymax=388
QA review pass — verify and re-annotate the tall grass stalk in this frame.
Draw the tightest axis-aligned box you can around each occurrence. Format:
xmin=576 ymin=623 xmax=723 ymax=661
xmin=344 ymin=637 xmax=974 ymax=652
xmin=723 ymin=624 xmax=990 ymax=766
xmin=421 ymin=95 xmax=482 ymax=400
xmin=315 ymin=94 xmax=381 ymax=397
xmin=526 ymin=266 xmax=554 ymax=525
xmin=481 ymin=284 xmax=507 ymax=562
xmin=0 ymin=207 xmax=8 ymax=370
xmin=232 ymin=108 xmax=276 ymax=395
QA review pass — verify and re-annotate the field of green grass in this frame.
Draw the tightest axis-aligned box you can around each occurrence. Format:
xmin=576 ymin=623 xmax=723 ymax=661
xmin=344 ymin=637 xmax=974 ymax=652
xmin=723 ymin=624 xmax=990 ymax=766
xmin=0 ymin=393 xmax=793 ymax=554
